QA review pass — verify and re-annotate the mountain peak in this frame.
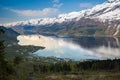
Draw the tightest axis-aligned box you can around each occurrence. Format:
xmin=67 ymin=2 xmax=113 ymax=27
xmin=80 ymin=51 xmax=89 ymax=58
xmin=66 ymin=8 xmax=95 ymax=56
xmin=2 ymin=0 xmax=120 ymax=27
xmin=108 ymin=0 xmax=120 ymax=3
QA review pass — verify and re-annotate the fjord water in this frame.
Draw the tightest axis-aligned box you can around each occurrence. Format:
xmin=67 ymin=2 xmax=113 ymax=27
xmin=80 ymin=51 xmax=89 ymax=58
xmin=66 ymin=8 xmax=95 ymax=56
xmin=17 ymin=35 xmax=120 ymax=61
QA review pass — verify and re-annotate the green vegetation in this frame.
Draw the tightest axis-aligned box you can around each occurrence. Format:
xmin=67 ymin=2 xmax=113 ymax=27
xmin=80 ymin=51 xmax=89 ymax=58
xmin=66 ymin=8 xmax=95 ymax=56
xmin=0 ymin=29 xmax=12 ymax=80
xmin=5 ymin=45 xmax=44 ymax=60
xmin=1 ymin=55 xmax=120 ymax=80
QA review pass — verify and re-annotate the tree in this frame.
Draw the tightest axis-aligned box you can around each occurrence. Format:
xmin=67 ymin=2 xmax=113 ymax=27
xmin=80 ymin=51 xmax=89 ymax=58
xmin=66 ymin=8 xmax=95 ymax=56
xmin=13 ymin=55 xmax=23 ymax=65
xmin=0 ymin=29 xmax=8 ymax=80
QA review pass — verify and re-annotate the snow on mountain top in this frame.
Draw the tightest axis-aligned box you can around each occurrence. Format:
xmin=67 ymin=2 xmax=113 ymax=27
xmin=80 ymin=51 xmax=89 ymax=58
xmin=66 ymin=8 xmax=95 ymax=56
xmin=2 ymin=11 xmax=85 ymax=27
xmin=2 ymin=0 xmax=120 ymax=27
xmin=86 ymin=0 xmax=120 ymax=21
xmin=108 ymin=0 xmax=120 ymax=3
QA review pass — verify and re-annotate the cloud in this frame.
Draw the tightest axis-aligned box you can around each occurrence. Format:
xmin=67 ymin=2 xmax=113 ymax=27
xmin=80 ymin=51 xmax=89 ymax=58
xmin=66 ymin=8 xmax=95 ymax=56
xmin=80 ymin=3 xmax=93 ymax=8
xmin=52 ymin=0 xmax=59 ymax=3
xmin=9 ymin=8 xmax=59 ymax=18
xmin=3 ymin=0 xmax=63 ymax=20
xmin=53 ymin=3 xmax=63 ymax=8
xmin=52 ymin=0 xmax=63 ymax=8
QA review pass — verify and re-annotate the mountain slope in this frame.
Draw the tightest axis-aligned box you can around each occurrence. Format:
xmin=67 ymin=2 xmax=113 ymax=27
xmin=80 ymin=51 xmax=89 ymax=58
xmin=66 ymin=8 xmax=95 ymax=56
xmin=1 ymin=0 xmax=120 ymax=36
xmin=0 ymin=26 xmax=20 ymax=44
xmin=0 ymin=26 xmax=44 ymax=60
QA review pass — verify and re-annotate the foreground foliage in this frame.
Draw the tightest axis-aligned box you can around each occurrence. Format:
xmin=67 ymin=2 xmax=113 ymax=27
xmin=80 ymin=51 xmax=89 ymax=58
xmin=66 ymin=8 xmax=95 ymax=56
xmin=1 ymin=55 xmax=120 ymax=80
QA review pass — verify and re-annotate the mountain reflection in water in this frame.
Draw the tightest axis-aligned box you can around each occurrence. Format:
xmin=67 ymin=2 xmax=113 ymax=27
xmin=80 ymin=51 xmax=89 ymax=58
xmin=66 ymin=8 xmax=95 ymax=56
xmin=17 ymin=35 xmax=120 ymax=60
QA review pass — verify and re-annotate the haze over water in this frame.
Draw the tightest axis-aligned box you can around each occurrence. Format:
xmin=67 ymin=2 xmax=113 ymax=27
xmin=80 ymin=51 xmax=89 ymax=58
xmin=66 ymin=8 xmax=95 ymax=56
xmin=17 ymin=35 xmax=120 ymax=61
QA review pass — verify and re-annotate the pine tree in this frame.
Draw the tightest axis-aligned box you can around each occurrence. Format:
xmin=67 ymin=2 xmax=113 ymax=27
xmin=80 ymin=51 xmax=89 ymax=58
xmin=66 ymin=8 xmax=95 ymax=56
xmin=0 ymin=29 xmax=8 ymax=80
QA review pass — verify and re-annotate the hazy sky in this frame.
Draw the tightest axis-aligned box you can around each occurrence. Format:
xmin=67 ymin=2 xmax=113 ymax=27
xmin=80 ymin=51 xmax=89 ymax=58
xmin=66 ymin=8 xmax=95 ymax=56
xmin=0 ymin=0 xmax=106 ymax=24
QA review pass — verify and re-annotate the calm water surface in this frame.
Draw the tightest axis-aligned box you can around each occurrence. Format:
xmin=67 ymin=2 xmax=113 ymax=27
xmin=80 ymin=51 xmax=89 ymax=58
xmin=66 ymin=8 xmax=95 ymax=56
xmin=17 ymin=35 xmax=120 ymax=60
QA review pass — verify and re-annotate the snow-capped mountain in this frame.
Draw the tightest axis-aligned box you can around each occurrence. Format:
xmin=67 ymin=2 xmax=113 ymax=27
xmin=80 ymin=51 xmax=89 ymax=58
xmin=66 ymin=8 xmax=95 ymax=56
xmin=1 ymin=0 xmax=120 ymax=36
xmin=2 ymin=0 xmax=120 ymax=27
xmin=1 ymin=11 xmax=86 ymax=27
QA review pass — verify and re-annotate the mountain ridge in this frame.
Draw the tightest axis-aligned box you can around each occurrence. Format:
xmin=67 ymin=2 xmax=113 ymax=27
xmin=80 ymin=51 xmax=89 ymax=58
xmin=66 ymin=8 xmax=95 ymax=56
xmin=1 ymin=0 xmax=120 ymax=36
xmin=1 ymin=0 xmax=120 ymax=27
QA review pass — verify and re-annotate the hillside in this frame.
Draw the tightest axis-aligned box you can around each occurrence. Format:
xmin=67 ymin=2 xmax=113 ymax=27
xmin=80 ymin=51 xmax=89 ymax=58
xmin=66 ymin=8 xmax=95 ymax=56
xmin=0 ymin=26 xmax=44 ymax=60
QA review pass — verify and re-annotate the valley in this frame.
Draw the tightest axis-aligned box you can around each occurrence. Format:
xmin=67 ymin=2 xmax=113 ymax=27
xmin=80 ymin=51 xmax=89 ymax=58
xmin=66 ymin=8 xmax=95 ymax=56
xmin=0 ymin=0 xmax=120 ymax=80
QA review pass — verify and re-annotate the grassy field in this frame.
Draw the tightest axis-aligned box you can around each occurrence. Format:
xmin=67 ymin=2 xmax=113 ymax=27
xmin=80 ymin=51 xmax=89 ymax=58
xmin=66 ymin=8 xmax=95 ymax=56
xmin=37 ymin=71 xmax=120 ymax=80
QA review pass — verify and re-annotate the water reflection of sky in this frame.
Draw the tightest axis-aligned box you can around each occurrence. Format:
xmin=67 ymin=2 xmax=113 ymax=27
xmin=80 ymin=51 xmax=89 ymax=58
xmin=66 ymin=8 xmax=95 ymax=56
xmin=17 ymin=35 xmax=120 ymax=61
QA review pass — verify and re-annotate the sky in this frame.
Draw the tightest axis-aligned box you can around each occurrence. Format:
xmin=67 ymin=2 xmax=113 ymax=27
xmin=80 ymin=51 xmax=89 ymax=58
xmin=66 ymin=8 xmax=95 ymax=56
xmin=0 ymin=0 xmax=106 ymax=24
